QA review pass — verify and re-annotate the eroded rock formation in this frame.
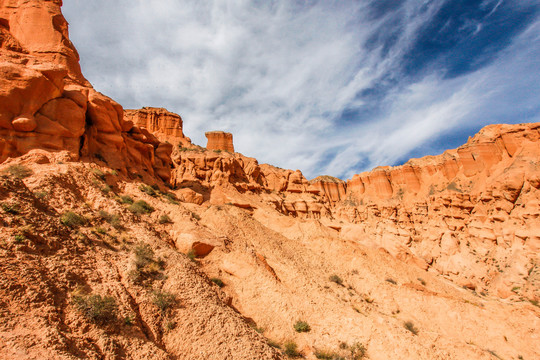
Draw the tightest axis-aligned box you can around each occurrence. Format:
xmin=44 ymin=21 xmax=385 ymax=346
xmin=0 ymin=0 xmax=173 ymax=181
xmin=205 ymin=131 xmax=234 ymax=152
xmin=124 ymin=107 xmax=188 ymax=145
xmin=1 ymin=1 xmax=539 ymax=359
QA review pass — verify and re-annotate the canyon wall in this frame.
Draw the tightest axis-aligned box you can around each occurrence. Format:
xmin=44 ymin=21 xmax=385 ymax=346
xmin=337 ymin=123 xmax=540 ymax=297
xmin=0 ymin=0 xmax=173 ymax=181
xmin=1 ymin=0 xmax=538 ymax=304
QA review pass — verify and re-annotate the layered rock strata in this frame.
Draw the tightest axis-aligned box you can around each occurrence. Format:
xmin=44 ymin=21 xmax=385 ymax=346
xmin=124 ymin=107 xmax=188 ymax=145
xmin=205 ymin=131 xmax=234 ymax=152
xmin=336 ymin=123 xmax=540 ymax=297
xmin=0 ymin=0 xmax=172 ymax=181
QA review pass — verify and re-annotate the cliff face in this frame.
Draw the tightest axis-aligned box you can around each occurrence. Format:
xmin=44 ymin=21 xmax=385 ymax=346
xmin=1 ymin=1 xmax=540 ymax=359
xmin=0 ymin=0 xmax=173 ymax=181
xmin=335 ymin=123 xmax=540 ymax=297
xmin=167 ymin=120 xmax=540 ymax=298
xmin=205 ymin=131 xmax=234 ymax=152
xmin=124 ymin=107 xmax=187 ymax=145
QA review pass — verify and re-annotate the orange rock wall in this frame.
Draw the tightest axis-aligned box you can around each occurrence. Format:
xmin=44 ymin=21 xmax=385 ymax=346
xmin=124 ymin=107 xmax=187 ymax=145
xmin=205 ymin=131 xmax=234 ymax=152
xmin=338 ymin=123 xmax=540 ymax=295
xmin=0 ymin=0 xmax=172 ymax=181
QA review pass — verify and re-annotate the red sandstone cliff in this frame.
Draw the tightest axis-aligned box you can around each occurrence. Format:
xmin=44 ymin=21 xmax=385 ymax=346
xmin=205 ymin=131 xmax=234 ymax=152
xmin=0 ymin=2 xmax=539 ymax=359
xmin=0 ymin=0 xmax=173 ymax=181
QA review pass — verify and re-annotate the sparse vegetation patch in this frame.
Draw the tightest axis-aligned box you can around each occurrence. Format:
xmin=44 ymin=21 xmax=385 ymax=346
xmin=329 ymin=274 xmax=343 ymax=286
xmin=404 ymin=320 xmax=419 ymax=335
xmin=73 ymin=293 xmax=118 ymax=322
xmin=152 ymin=290 xmax=175 ymax=313
xmin=284 ymin=341 xmax=301 ymax=357
xmin=119 ymin=195 xmax=134 ymax=204
xmin=159 ymin=214 xmax=172 ymax=224
xmin=293 ymin=320 xmax=311 ymax=333
xmin=3 ymin=164 xmax=33 ymax=179
xmin=0 ymin=202 xmax=20 ymax=214
xmin=128 ymin=200 xmax=154 ymax=214
xmin=60 ymin=211 xmax=87 ymax=228
xmin=211 ymin=278 xmax=224 ymax=287
xmin=139 ymin=184 xmax=157 ymax=197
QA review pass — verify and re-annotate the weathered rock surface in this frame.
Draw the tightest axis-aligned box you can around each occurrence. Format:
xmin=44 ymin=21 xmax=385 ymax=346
xmin=335 ymin=123 xmax=540 ymax=298
xmin=205 ymin=131 xmax=234 ymax=152
xmin=0 ymin=0 xmax=173 ymax=181
xmin=124 ymin=107 xmax=188 ymax=145
xmin=1 ymin=1 xmax=539 ymax=359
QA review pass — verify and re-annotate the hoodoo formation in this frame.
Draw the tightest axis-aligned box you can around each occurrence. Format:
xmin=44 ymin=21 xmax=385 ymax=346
xmin=205 ymin=130 xmax=235 ymax=152
xmin=0 ymin=1 xmax=538 ymax=360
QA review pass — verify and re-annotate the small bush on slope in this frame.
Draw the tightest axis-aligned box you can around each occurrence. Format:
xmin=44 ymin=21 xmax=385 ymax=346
xmin=61 ymin=211 xmax=87 ymax=228
xmin=294 ymin=320 xmax=311 ymax=332
xmin=128 ymin=200 xmax=154 ymax=214
xmin=73 ymin=294 xmax=118 ymax=323
xmin=3 ymin=164 xmax=33 ymax=179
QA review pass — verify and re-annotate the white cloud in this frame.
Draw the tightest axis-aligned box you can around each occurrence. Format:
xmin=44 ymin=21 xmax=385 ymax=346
xmin=63 ymin=0 xmax=540 ymax=179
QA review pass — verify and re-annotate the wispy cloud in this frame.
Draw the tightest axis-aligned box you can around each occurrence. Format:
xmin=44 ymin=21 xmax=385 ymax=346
xmin=63 ymin=0 xmax=540 ymax=179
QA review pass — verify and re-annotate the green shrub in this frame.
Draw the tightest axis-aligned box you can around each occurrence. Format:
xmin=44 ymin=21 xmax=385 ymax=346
xmin=134 ymin=244 xmax=155 ymax=268
xmin=101 ymin=185 xmax=112 ymax=194
xmin=91 ymin=168 xmax=106 ymax=180
xmin=211 ymin=278 xmax=224 ymax=288
xmin=109 ymin=215 xmax=122 ymax=229
xmin=191 ymin=212 xmax=201 ymax=221
xmin=267 ymin=339 xmax=281 ymax=349
xmin=329 ymin=274 xmax=343 ymax=286
xmin=165 ymin=319 xmax=177 ymax=331
xmin=186 ymin=249 xmax=197 ymax=261
xmin=73 ymin=294 xmax=117 ymax=322
xmin=417 ymin=278 xmax=426 ymax=286
xmin=446 ymin=181 xmax=462 ymax=193
xmin=99 ymin=210 xmax=122 ymax=228
xmin=3 ymin=164 xmax=33 ymax=179
xmin=164 ymin=192 xmax=180 ymax=204
xmin=349 ymin=342 xmax=367 ymax=360
xmin=34 ymin=191 xmax=48 ymax=199
xmin=152 ymin=290 xmax=175 ymax=313
xmin=294 ymin=320 xmax=311 ymax=333
xmin=404 ymin=321 xmax=418 ymax=335
xmin=128 ymin=200 xmax=154 ymax=214
xmin=130 ymin=244 xmax=164 ymax=283
xmin=14 ymin=234 xmax=25 ymax=243
xmin=139 ymin=184 xmax=157 ymax=197
xmin=158 ymin=214 xmax=172 ymax=224
xmin=314 ymin=349 xmax=338 ymax=359
xmin=93 ymin=227 xmax=107 ymax=235
xmin=119 ymin=195 xmax=134 ymax=204
xmin=61 ymin=211 xmax=87 ymax=228
xmin=124 ymin=314 xmax=135 ymax=326
xmin=0 ymin=202 xmax=20 ymax=214
xmin=284 ymin=341 xmax=301 ymax=357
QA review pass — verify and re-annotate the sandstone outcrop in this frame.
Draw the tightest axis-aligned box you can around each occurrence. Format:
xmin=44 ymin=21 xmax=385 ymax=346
xmin=124 ymin=107 xmax=188 ymax=145
xmin=336 ymin=123 xmax=540 ymax=297
xmin=205 ymin=131 xmax=234 ymax=152
xmin=0 ymin=0 xmax=173 ymax=181
xmin=1 ymin=1 xmax=539 ymax=359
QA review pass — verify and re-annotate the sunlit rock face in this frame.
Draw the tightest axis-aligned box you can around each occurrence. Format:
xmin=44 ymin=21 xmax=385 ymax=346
xmin=0 ymin=0 xmax=173 ymax=181
xmin=205 ymin=131 xmax=234 ymax=152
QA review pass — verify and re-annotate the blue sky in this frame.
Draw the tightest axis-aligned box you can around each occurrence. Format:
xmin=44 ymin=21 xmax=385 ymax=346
xmin=63 ymin=0 xmax=540 ymax=179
